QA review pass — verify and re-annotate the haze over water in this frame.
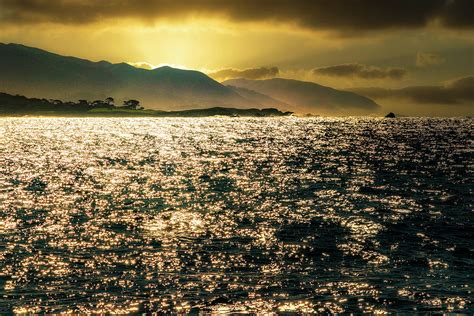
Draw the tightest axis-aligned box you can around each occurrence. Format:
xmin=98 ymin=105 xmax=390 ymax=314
xmin=0 ymin=117 xmax=472 ymax=313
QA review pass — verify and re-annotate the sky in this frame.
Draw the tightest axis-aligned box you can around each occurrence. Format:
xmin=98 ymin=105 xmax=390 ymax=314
xmin=0 ymin=0 xmax=473 ymax=114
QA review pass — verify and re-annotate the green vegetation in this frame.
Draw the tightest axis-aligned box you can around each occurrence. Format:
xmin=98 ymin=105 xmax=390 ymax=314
xmin=0 ymin=92 xmax=293 ymax=117
xmin=88 ymin=108 xmax=160 ymax=116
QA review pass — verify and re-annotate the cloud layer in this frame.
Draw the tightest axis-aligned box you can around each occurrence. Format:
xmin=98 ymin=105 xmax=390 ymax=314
xmin=416 ymin=52 xmax=445 ymax=67
xmin=351 ymin=76 xmax=474 ymax=104
xmin=314 ymin=63 xmax=407 ymax=80
xmin=1 ymin=0 xmax=473 ymax=31
xmin=208 ymin=67 xmax=279 ymax=81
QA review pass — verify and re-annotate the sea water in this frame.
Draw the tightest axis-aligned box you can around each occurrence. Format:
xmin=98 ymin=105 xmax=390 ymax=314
xmin=0 ymin=117 xmax=472 ymax=313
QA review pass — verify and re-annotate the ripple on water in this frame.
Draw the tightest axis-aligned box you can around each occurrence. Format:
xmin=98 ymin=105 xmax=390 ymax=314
xmin=0 ymin=117 xmax=472 ymax=313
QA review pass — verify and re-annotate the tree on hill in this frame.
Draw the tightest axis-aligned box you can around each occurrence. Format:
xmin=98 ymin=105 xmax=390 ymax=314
xmin=90 ymin=97 xmax=116 ymax=109
xmin=50 ymin=99 xmax=63 ymax=105
xmin=91 ymin=100 xmax=106 ymax=108
xmin=105 ymin=97 xmax=115 ymax=107
xmin=123 ymin=99 xmax=142 ymax=110
xmin=77 ymin=99 xmax=90 ymax=110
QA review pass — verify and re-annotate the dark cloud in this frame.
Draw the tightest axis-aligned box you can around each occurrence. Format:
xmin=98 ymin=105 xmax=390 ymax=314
xmin=0 ymin=0 xmax=473 ymax=31
xmin=314 ymin=63 xmax=407 ymax=80
xmin=351 ymin=76 xmax=474 ymax=104
xmin=208 ymin=67 xmax=279 ymax=81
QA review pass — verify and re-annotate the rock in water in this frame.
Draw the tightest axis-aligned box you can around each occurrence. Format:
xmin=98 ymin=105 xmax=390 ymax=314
xmin=385 ymin=112 xmax=396 ymax=118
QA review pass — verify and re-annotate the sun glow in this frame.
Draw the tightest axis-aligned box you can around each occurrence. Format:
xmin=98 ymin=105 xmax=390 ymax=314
xmin=126 ymin=61 xmax=190 ymax=70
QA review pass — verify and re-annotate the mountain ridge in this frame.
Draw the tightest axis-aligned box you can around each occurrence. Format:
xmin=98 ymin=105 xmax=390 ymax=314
xmin=0 ymin=43 xmax=379 ymax=114
xmin=0 ymin=43 xmax=250 ymax=110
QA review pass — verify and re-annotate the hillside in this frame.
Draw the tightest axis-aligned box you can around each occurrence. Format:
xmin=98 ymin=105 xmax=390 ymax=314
xmin=224 ymin=78 xmax=380 ymax=115
xmin=227 ymin=85 xmax=291 ymax=110
xmin=0 ymin=43 xmax=380 ymax=114
xmin=0 ymin=43 xmax=249 ymax=110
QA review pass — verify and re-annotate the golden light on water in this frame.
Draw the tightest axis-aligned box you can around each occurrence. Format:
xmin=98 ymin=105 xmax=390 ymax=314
xmin=0 ymin=0 xmax=473 ymax=313
xmin=0 ymin=117 xmax=472 ymax=313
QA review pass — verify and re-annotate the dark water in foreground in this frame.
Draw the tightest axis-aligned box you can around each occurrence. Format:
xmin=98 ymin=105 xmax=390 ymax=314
xmin=0 ymin=117 xmax=472 ymax=314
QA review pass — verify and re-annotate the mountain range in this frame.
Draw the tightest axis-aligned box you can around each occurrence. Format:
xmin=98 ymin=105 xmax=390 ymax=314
xmin=0 ymin=43 xmax=379 ymax=114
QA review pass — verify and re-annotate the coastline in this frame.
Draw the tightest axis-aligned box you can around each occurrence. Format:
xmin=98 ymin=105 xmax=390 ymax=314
xmin=0 ymin=107 xmax=294 ymax=118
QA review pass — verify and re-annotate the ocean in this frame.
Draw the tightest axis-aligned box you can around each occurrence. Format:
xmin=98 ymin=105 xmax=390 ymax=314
xmin=0 ymin=117 xmax=472 ymax=313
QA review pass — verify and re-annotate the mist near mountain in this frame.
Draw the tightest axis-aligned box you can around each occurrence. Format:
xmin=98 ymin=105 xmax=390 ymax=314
xmin=226 ymin=85 xmax=291 ymax=109
xmin=223 ymin=78 xmax=380 ymax=115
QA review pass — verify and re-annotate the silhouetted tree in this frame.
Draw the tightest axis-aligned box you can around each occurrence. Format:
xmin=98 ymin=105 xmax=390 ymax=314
xmin=123 ymin=99 xmax=141 ymax=110
xmin=77 ymin=99 xmax=90 ymax=109
xmin=91 ymin=100 xmax=106 ymax=108
xmin=105 ymin=97 xmax=115 ymax=107
xmin=50 ymin=99 xmax=63 ymax=105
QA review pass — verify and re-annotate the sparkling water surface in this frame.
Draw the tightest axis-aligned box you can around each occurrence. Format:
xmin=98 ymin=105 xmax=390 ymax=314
xmin=0 ymin=117 xmax=472 ymax=313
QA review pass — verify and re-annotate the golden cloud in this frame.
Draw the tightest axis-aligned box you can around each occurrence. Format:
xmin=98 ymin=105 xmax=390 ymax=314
xmin=208 ymin=67 xmax=279 ymax=81
xmin=314 ymin=63 xmax=407 ymax=80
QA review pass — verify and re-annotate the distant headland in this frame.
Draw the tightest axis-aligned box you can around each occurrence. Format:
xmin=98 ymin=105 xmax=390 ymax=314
xmin=0 ymin=92 xmax=292 ymax=117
